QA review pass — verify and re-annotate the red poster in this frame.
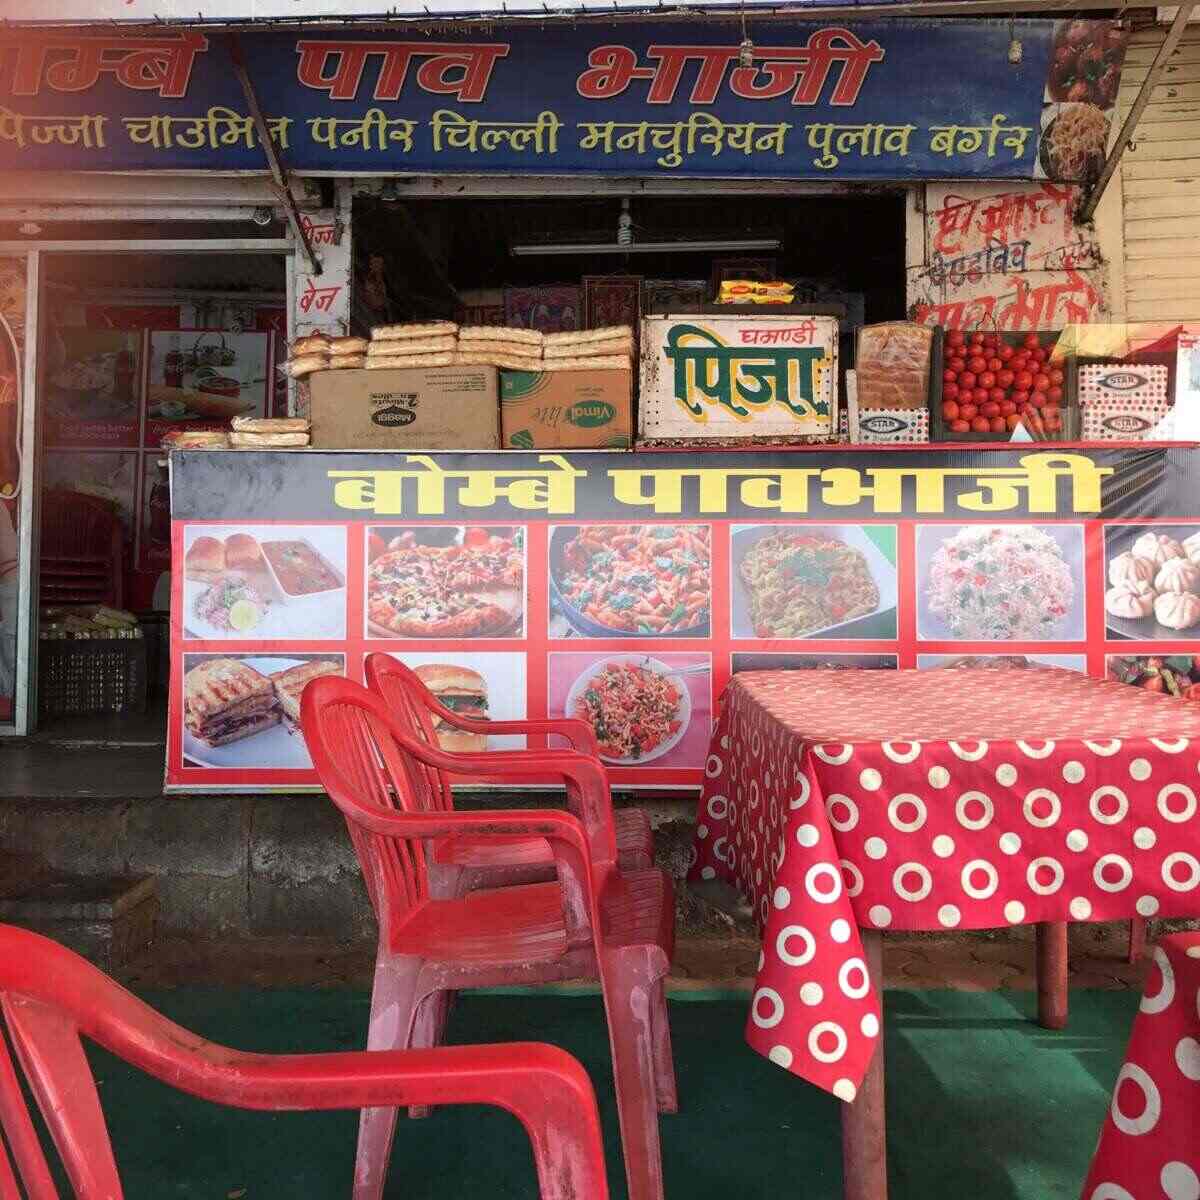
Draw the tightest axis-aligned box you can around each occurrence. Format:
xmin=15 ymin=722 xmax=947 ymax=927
xmin=163 ymin=448 xmax=1200 ymax=793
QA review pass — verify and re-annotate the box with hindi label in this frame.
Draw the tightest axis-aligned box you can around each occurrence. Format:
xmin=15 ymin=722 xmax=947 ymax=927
xmin=639 ymin=314 xmax=838 ymax=443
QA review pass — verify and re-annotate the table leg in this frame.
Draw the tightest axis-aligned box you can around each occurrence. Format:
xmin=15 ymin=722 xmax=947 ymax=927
xmin=1036 ymin=922 xmax=1068 ymax=1030
xmin=1128 ymin=918 xmax=1147 ymax=964
xmin=842 ymin=930 xmax=886 ymax=1200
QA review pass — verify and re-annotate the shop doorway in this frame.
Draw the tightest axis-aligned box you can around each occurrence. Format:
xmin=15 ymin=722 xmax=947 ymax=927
xmin=32 ymin=247 xmax=289 ymax=744
xmin=351 ymin=189 xmax=907 ymax=371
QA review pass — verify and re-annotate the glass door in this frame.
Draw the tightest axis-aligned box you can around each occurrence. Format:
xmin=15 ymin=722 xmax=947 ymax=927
xmin=0 ymin=251 xmax=35 ymax=733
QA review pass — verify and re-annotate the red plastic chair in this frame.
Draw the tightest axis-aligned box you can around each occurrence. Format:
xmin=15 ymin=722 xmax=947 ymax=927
xmin=301 ymin=675 xmax=676 ymax=1200
xmin=38 ymin=489 xmax=124 ymax=608
xmin=364 ymin=653 xmax=653 ymax=888
xmin=0 ymin=923 xmax=609 ymax=1200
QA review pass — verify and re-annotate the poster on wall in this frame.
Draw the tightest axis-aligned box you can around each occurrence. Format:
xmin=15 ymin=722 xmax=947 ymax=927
xmin=145 ymin=329 xmax=270 ymax=446
xmin=167 ymin=445 xmax=1200 ymax=792
xmin=42 ymin=329 xmax=143 ymax=448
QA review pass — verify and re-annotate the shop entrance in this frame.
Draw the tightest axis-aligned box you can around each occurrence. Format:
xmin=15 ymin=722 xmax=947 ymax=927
xmin=351 ymin=188 xmax=908 ymax=368
xmin=32 ymin=245 xmax=289 ymax=743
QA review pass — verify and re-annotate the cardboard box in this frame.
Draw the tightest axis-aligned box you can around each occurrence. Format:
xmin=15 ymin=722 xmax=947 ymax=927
xmin=500 ymin=370 xmax=632 ymax=449
xmin=848 ymin=372 xmax=929 ymax=444
xmin=308 ymin=366 xmax=499 ymax=449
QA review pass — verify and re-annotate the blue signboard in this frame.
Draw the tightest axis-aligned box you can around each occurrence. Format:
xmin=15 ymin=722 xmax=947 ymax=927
xmin=0 ymin=18 xmax=1129 ymax=179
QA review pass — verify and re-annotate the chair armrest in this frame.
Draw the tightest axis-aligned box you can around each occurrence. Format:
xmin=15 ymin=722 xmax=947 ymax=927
xmin=421 ymin=694 xmax=599 ymax=756
xmin=406 ymin=742 xmax=618 ymax=870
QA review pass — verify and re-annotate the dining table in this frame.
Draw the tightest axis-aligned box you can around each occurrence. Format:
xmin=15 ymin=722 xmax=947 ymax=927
xmin=688 ymin=666 xmax=1200 ymax=1200
xmin=1081 ymin=932 xmax=1200 ymax=1200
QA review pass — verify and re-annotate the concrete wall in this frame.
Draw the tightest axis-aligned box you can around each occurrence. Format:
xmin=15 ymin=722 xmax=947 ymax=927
xmin=0 ymin=792 xmax=706 ymax=940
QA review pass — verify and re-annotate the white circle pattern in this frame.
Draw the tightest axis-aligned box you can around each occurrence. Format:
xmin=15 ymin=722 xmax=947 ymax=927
xmin=1090 ymin=787 xmax=1130 ymax=826
xmin=956 ymin=791 xmax=995 ymax=831
xmin=1159 ymin=784 xmax=1198 ymax=825
xmin=1110 ymin=1063 xmax=1161 ymax=1136
xmin=1023 ymin=788 xmax=1062 ymax=829
xmin=888 ymin=794 xmax=927 ymax=833
xmin=1141 ymin=947 xmax=1176 ymax=1015
xmin=808 ymin=1021 xmax=848 ymax=1064
xmin=1028 ymin=857 xmax=1065 ymax=896
xmin=1163 ymin=853 xmax=1200 ymax=894
xmin=776 ymin=925 xmax=817 ymax=967
xmin=961 ymin=859 xmax=1000 ymax=900
xmin=893 ymin=862 xmax=933 ymax=902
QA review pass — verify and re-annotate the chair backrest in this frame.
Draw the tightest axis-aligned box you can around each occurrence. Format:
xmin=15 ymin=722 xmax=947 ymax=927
xmin=301 ymin=674 xmax=434 ymax=934
xmin=364 ymin=654 xmax=453 ymax=813
xmin=39 ymin=489 xmax=124 ymax=608
xmin=0 ymin=923 xmax=613 ymax=1200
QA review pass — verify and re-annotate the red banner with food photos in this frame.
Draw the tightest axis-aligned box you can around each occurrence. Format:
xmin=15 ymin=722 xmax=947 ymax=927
xmin=165 ymin=445 xmax=1200 ymax=792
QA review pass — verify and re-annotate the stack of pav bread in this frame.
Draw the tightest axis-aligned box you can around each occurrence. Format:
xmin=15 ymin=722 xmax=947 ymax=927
xmin=366 ymin=320 xmax=459 ymax=369
xmin=285 ymin=332 xmax=370 ymax=378
xmin=540 ymin=325 xmax=633 ymax=372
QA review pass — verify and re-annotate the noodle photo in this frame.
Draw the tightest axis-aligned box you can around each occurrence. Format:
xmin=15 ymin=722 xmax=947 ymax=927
xmin=1041 ymin=103 xmax=1109 ymax=182
xmin=732 ymin=526 xmax=894 ymax=639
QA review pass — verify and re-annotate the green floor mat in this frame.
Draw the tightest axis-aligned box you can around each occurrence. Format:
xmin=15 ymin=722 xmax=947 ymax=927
xmin=53 ymin=987 xmax=1134 ymax=1198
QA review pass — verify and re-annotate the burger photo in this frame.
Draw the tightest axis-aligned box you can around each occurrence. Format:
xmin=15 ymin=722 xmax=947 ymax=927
xmin=414 ymin=663 xmax=489 ymax=752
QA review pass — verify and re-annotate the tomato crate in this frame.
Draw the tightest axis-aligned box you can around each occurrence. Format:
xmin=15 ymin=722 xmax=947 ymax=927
xmin=929 ymin=329 xmax=1079 ymax=443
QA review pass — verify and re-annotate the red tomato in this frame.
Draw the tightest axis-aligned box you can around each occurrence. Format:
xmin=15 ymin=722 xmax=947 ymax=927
xmin=946 ymin=330 xmax=966 ymax=348
xmin=973 ymin=387 xmax=990 ymax=405
xmin=968 ymin=355 xmax=987 ymax=374
xmin=970 ymin=332 xmax=985 ymax=347
xmin=463 ymin=527 xmax=491 ymax=546
xmin=989 ymin=387 xmax=1006 ymax=404
xmin=1032 ymin=348 xmax=1048 ymax=364
xmin=1000 ymin=400 xmax=1017 ymax=417
xmin=1048 ymin=385 xmax=1064 ymax=403
xmin=999 ymin=344 xmax=1015 ymax=362
xmin=941 ymin=400 xmax=960 ymax=420
xmin=971 ymin=416 xmax=991 ymax=433
xmin=950 ymin=419 xmax=970 ymax=433
xmin=1045 ymin=414 xmax=1063 ymax=433
xmin=990 ymin=417 xmax=1007 ymax=433
xmin=1030 ymin=390 xmax=1048 ymax=408
xmin=959 ymin=371 xmax=977 ymax=390
xmin=1015 ymin=371 xmax=1034 ymax=391
xmin=979 ymin=371 xmax=996 ymax=389
xmin=958 ymin=403 xmax=978 ymax=421
xmin=943 ymin=368 xmax=958 ymax=385
xmin=1044 ymin=404 xmax=1061 ymax=420
xmin=987 ymin=357 xmax=1003 ymax=373
xmin=1023 ymin=333 xmax=1041 ymax=350
xmin=949 ymin=357 xmax=966 ymax=374
xmin=1048 ymin=368 xmax=1065 ymax=386
xmin=997 ymin=369 xmax=1015 ymax=388
xmin=1012 ymin=389 xmax=1030 ymax=407
xmin=1033 ymin=373 xmax=1050 ymax=391
xmin=943 ymin=382 xmax=960 ymax=401
xmin=981 ymin=401 xmax=1001 ymax=418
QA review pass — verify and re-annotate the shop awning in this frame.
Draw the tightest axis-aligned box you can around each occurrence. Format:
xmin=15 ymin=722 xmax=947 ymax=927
xmin=15 ymin=0 xmax=1123 ymax=27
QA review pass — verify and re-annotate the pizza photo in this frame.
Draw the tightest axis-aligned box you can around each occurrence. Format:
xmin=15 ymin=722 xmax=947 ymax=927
xmin=366 ymin=526 xmax=525 ymax=639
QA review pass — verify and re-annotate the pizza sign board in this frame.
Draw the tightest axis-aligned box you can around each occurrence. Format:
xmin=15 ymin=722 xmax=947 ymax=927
xmin=639 ymin=315 xmax=838 ymax=441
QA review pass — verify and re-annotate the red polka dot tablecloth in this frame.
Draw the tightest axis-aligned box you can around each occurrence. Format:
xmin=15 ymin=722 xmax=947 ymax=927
xmin=688 ymin=667 xmax=1200 ymax=1101
xmin=1082 ymin=933 xmax=1200 ymax=1200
